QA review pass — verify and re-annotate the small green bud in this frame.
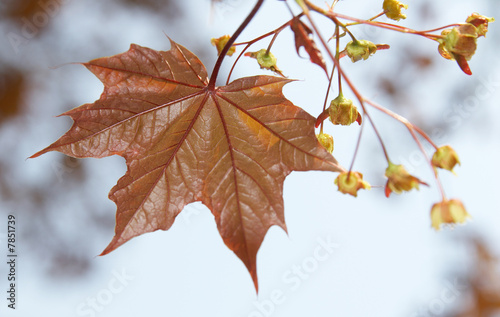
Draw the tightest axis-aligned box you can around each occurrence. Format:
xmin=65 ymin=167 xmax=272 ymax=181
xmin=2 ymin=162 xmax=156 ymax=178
xmin=383 ymin=0 xmax=408 ymax=21
xmin=316 ymin=133 xmax=334 ymax=153
xmin=437 ymin=23 xmax=479 ymax=75
xmin=431 ymin=199 xmax=470 ymax=230
xmin=328 ymin=94 xmax=362 ymax=126
xmin=335 ymin=171 xmax=371 ymax=197
xmin=384 ymin=162 xmax=427 ymax=197
xmin=244 ymin=49 xmax=284 ymax=76
xmin=432 ymin=145 xmax=460 ymax=174
xmin=438 ymin=24 xmax=478 ymax=61
xmin=211 ymin=35 xmax=236 ymax=56
xmin=345 ymin=40 xmax=377 ymax=63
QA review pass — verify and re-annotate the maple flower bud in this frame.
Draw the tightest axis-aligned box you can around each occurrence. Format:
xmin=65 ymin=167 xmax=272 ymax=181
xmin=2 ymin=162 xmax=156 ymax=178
xmin=430 ymin=199 xmax=471 ymax=230
xmin=335 ymin=171 xmax=371 ymax=197
xmin=383 ymin=0 xmax=408 ymax=21
xmin=466 ymin=13 xmax=495 ymax=38
xmin=211 ymin=35 xmax=236 ymax=56
xmin=432 ymin=145 xmax=460 ymax=174
xmin=328 ymin=94 xmax=362 ymax=126
xmin=384 ymin=162 xmax=427 ymax=197
xmin=316 ymin=132 xmax=334 ymax=153
xmin=438 ymin=24 xmax=479 ymax=75
xmin=244 ymin=49 xmax=284 ymax=77
xmin=345 ymin=40 xmax=377 ymax=63
xmin=438 ymin=24 xmax=478 ymax=61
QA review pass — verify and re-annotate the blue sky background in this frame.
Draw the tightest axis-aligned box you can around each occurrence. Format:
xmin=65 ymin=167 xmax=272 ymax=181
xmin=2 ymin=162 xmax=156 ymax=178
xmin=0 ymin=0 xmax=499 ymax=316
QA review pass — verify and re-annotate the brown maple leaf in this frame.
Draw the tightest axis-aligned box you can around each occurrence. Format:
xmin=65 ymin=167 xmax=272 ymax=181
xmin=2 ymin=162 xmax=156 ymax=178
xmin=290 ymin=16 xmax=328 ymax=75
xmin=31 ymin=39 xmax=342 ymax=290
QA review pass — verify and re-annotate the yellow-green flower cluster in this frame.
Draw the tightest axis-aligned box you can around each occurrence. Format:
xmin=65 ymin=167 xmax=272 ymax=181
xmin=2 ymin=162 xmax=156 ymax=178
xmin=384 ymin=162 xmax=427 ymax=197
xmin=335 ymin=172 xmax=371 ymax=197
xmin=328 ymin=94 xmax=362 ymax=126
xmin=383 ymin=0 xmax=408 ymax=21
xmin=437 ymin=13 xmax=494 ymax=74
xmin=210 ymin=35 xmax=236 ymax=56
xmin=316 ymin=133 xmax=334 ymax=153
xmin=345 ymin=40 xmax=377 ymax=63
xmin=245 ymin=49 xmax=284 ymax=76
xmin=431 ymin=199 xmax=470 ymax=230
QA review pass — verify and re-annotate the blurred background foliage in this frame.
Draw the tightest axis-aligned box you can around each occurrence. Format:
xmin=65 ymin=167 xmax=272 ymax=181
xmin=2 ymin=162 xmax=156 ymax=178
xmin=451 ymin=238 xmax=500 ymax=317
xmin=0 ymin=0 xmax=185 ymax=279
